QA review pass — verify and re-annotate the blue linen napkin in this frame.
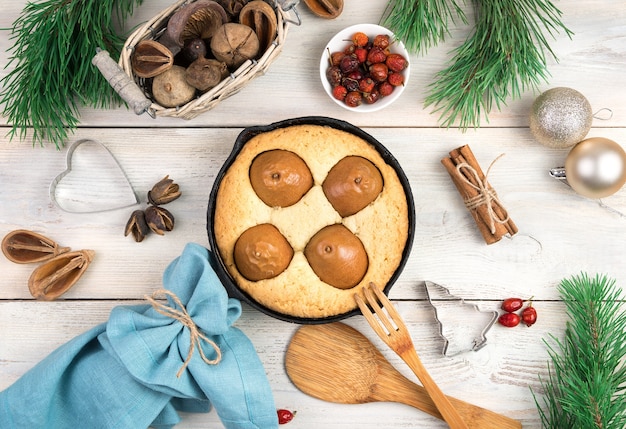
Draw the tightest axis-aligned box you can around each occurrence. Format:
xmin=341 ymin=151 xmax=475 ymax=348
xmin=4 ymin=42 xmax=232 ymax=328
xmin=0 ymin=243 xmax=278 ymax=429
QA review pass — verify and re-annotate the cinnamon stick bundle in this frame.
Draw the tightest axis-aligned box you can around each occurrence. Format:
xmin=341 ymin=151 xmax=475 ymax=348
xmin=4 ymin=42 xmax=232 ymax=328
xmin=441 ymin=145 xmax=518 ymax=244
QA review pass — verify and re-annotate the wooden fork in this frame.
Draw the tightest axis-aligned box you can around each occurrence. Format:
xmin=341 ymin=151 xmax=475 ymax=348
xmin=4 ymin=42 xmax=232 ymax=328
xmin=355 ymin=282 xmax=469 ymax=429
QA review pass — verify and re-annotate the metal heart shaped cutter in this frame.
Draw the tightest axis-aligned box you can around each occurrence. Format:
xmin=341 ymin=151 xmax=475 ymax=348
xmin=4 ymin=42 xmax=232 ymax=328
xmin=422 ymin=280 xmax=498 ymax=357
xmin=50 ymin=139 xmax=138 ymax=213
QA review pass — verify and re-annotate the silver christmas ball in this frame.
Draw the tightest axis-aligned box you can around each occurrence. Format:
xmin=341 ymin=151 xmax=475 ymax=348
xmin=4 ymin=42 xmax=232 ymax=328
xmin=530 ymin=87 xmax=593 ymax=148
xmin=565 ymin=137 xmax=626 ymax=198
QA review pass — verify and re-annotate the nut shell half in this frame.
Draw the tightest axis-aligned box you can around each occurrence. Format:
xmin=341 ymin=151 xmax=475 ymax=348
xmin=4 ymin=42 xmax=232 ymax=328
xmin=239 ymin=0 xmax=277 ymax=53
xmin=234 ymin=223 xmax=294 ymax=281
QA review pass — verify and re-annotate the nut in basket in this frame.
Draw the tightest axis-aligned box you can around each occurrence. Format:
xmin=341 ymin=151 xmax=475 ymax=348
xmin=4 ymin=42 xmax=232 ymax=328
xmin=114 ymin=0 xmax=294 ymax=119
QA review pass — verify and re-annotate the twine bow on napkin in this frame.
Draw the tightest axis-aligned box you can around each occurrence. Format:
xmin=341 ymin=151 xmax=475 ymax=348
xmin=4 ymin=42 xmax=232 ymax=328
xmin=146 ymin=289 xmax=222 ymax=378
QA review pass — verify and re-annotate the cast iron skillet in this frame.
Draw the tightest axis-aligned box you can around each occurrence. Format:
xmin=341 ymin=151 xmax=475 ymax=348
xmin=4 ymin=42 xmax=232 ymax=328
xmin=206 ymin=116 xmax=416 ymax=324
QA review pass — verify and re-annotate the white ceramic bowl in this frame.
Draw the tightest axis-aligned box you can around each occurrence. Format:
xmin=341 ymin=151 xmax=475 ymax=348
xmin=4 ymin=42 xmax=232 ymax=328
xmin=320 ymin=23 xmax=410 ymax=112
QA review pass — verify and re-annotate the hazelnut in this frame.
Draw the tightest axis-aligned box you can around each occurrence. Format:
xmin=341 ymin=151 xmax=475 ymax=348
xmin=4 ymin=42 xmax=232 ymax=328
xmin=234 ymin=223 xmax=294 ymax=281
xmin=304 ymin=224 xmax=368 ymax=289
xmin=323 ymin=156 xmax=383 ymax=217
xmin=249 ymin=150 xmax=313 ymax=207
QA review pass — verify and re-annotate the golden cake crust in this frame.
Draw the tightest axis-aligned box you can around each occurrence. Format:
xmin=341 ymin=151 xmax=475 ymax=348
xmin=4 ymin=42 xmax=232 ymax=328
xmin=213 ymin=124 xmax=409 ymax=319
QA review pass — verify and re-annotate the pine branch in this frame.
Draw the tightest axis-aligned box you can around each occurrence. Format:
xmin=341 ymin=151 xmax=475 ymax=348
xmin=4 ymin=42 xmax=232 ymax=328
xmin=381 ymin=0 xmax=467 ymax=54
xmin=534 ymin=273 xmax=626 ymax=429
xmin=0 ymin=0 xmax=143 ymax=149
xmin=425 ymin=0 xmax=573 ymax=129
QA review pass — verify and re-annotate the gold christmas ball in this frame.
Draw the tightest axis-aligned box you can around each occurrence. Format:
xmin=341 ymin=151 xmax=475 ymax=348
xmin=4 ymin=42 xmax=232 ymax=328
xmin=530 ymin=87 xmax=593 ymax=148
xmin=565 ymin=137 xmax=626 ymax=198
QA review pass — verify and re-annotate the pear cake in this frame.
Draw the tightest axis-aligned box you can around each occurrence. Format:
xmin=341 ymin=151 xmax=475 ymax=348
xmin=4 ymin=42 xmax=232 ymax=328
xmin=212 ymin=123 xmax=410 ymax=319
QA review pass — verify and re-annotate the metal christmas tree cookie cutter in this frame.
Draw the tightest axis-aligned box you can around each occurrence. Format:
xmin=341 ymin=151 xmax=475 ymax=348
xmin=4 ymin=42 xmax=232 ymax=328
xmin=421 ymin=280 xmax=498 ymax=357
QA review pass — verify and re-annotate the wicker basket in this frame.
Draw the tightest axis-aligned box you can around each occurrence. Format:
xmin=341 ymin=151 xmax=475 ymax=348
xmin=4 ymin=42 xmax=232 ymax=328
xmin=118 ymin=0 xmax=294 ymax=119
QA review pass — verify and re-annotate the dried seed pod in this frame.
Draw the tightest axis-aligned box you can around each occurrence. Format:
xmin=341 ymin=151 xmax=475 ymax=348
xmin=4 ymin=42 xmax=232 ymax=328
xmin=211 ymin=23 xmax=260 ymax=69
xmin=179 ymin=38 xmax=208 ymax=67
xmin=164 ymin=0 xmax=229 ymax=51
xmin=2 ymin=230 xmax=70 ymax=264
xmin=145 ymin=206 xmax=175 ymax=235
xmin=239 ymin=0 xmax=277 ymax=53
xmin=185 ymin=57 xmax=228 ymax=91
xmin=125 ymin=210 xmax=150 ymax=242
xmin=216 ymin=0 xmax=249 ymax=19
xmin=303 ymin=0 xmax=343 ymax=19
xmin=28 ymin=250 xmax=95 ymax=301
xmin=148 ymin=175 xmax=182 ymax=205
xmin=131 ymin=40 xmax=174 ymax=78
xmin=152 ymin=65 xmax=197 ymax=107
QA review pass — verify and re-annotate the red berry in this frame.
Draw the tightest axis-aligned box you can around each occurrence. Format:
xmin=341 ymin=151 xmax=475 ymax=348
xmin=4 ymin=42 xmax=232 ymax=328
xmin=521 ymin=305 xmax=537 ymax=327
xmin=277 ymin=409 xmax=295 ymax=425
xmin=326 ymin=65 xmax=342 ymax=87
xmin=332 ymin=85 xmax=347 ymax=101
xmin=352 ymin=32 xmax=369 ymax=47
xmin=386 ymin=53 xmax=408 ymax=72
xmin=369 ymin=63 xmax=388 ymax=82
xmin=387 ymin=72 xmax=404 ymax=87
xmin=359 ymin=77 xmax=375 ymax=93
xmin=330 ymin=51 xmax=345 ymax=67
xmin=344 ymin=91 xmax=362 ymax=108
xmin=373 ymin=34 xmax=390 ymax=49
xmin=363 ymin=89 xmax=380 ymax=104
xmin=367 ymin=46 xmax=387 ymax=64
xmin=501 ymin=297 xmax=524 ymax=313
xmin=498 ymin=312 xmax=521 ymax=327
xmin=354 ymin=47 xmax=368 ymax=63
xmin=340 ymin=55 xmax=359 ymax=73
xmin=378 ymin=81 xmax=394 ymax=97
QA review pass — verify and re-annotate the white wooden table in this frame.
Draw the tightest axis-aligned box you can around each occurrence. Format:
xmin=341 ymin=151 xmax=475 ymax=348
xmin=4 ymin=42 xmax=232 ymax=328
xmin=1 ymin=1 xmax=625 ymax=427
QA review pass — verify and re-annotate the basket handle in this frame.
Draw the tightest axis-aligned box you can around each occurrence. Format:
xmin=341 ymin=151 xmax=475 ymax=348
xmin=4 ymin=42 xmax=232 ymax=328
xmin=92 ymin=48 xmax=153 ymax=117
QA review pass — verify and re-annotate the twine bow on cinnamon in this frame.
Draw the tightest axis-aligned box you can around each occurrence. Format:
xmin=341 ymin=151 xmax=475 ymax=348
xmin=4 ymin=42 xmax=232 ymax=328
xmin=146 ymin=289 xmax=222 ymax=378
xmin=442 ymin=145 xmax=518 ymax=245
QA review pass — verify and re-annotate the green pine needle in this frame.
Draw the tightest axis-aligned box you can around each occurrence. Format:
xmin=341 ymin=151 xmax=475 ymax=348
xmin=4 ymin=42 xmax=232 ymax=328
xmin=382 ymin=0 xmax=467 ymax=54
xmin=383 ymin=0 xmax=573 ymax=130
xmin=1 ymin=0 xmax=143 ymax=149
xmin=534 ymin=273 xmax=626 ymax=429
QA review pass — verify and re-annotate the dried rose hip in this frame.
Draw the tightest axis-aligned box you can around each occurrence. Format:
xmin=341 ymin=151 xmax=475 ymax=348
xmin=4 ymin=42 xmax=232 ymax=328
xmin=369 ymin=63 xmax=388 ymax=82
xmin=498 ymin=312 xmax=521 ymax=327
xmin=359 ymin=77 xmax=375 ymax=93
xmin=387 ymin=72 xmax=404 ymax=87
xmin=277 ymin=409 xmax=295 ymax=424
xmin=521 ymin=305 xmax=537 ymax=326
xmin=326 ymin=65 xmax=342 ymax=87
xmin=342 ymin=77 xmax=359 ymax=92
xmin=344 ymin=91 xmax=362 ymax=107
xmin=354 ymin=47 xmax=368 ymax=63
xmin=378 ymin=81 xmax=394 ymax=96
xmin=373 ymin=34 xmax=390 ymax=49
xmin=363 ymin=89 xmax=380 ymax=104
xmin=330 ymin=51 xmax=345 ymax=66
xmin=367 ymin=46 xmax=387 ymax=64
xmin=332 ymin=85 xmax=347 ymax=101
xmin=340 ymin=55 xmax=359 ymax=74
xmin=386 ymin=53 xmax=408 ymax=72
xmin=352 ymin=31 xmax=369 ymax=47
xmin=501 ymin=297 xmax=524 ymax=313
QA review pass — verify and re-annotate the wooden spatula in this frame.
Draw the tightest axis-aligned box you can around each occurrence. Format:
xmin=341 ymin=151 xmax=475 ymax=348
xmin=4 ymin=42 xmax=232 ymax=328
xmin=285 ymin=322 xmax=522 ymax=429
